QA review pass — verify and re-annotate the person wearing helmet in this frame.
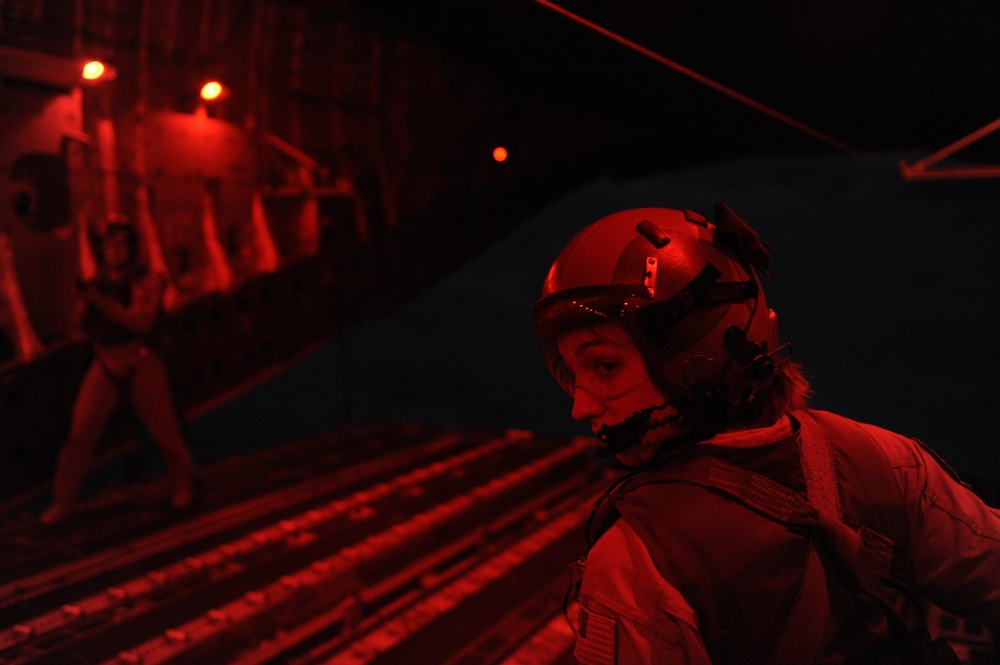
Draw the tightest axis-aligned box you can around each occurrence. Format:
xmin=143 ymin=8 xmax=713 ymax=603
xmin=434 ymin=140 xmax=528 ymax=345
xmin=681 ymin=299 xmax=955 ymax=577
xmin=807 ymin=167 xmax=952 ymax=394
xmin=535 ymin=204 xmax=1000 ymax=664
xmin=41 ymin=218 xmax=196 ymax=524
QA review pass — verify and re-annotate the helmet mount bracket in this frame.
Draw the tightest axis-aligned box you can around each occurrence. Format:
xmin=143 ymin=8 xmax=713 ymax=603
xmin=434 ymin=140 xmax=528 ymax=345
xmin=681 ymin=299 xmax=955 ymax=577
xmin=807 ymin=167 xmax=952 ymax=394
xmin=643 ymin=257 xmax=658 ymax=297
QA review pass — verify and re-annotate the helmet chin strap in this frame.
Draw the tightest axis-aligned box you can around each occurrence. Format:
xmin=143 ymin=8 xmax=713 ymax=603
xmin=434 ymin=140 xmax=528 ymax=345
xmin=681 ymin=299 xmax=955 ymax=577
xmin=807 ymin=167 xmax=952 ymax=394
xmin=594 ymin=379 xmax=738 ymax=461
xmin=596 ymin=400 xmax=681 ymax=458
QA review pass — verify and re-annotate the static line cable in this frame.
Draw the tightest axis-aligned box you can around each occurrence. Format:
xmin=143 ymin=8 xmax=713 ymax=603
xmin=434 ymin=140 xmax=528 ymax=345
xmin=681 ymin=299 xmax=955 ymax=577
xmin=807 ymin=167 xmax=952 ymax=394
xmin=899 ymin=115 xmax=1000 ymax=180
xmin=910 ymin=115 xmax=1000 ymax=169
xmin=531 ymin=0 xmax=868 ymax=159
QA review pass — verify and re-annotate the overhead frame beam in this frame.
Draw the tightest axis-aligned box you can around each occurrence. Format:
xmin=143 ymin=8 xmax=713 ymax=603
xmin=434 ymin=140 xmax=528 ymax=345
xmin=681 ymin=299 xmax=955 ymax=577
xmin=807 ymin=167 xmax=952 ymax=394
xmin=899 ymin=116 xmax=1000 ymax=180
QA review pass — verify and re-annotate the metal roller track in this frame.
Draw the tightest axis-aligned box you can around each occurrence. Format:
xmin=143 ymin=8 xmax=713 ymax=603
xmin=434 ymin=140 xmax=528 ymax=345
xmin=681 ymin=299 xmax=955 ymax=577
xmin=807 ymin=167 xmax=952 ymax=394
xmin=0 ymin=424 xmax=487 ymax=570
xmin=0 ymin=426 xmax=606 ymax=665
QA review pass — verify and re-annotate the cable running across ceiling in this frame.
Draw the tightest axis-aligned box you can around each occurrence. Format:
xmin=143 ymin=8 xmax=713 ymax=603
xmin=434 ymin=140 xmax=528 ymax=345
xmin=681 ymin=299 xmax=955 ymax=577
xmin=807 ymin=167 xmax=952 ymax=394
xmin=530 ymin=0 xmax=868 ymax=159
xmin=533 ymin=0 xmax=1000 ymax=180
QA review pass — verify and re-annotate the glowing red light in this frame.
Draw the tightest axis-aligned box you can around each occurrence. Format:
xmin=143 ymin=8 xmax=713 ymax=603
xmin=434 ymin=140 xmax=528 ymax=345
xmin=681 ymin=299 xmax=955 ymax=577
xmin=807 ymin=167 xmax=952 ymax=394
xmin=82 ymin=61 xmax=106 ymax=80
xmin=493 ymin=146 xmax=508 ymax=162
xmin=200 ymin=81 xmax=225 ymax=101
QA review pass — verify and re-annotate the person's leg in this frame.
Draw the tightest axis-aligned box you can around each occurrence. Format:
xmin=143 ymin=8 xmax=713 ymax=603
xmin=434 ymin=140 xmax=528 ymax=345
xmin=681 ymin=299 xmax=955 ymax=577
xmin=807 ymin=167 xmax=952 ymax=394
xmin=129 ymin=352 xmax=195 ymax=508
xmin=42 ymin=361 xmax=122 ymax=523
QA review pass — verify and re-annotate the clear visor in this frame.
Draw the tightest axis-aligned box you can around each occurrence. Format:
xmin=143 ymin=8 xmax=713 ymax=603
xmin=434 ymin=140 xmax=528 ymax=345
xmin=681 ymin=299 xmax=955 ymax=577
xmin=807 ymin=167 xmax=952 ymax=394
xmin=533 ymin=285 xmax=649 ymax=340
xmin=534 ymin=285 xmax=650 ymax=395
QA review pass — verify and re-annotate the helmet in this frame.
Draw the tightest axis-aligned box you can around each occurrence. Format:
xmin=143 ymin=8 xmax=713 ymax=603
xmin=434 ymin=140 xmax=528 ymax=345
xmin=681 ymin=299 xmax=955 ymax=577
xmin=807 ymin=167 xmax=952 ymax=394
xmin=534 ymin=203 xmax=783 ymax=435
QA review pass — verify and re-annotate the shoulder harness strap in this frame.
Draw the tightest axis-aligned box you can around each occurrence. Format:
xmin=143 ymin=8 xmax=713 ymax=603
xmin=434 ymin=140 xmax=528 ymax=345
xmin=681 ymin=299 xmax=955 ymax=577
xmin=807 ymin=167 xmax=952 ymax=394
xmin=794 ymin=410 xmax=960 ymax=665
xmin=763 ymin=411 xmax=839 ymax=665
xmin=627 ymin=450 xmax=830 ymax=665
xmin=586 ymin=411 xmax=957 ymax=664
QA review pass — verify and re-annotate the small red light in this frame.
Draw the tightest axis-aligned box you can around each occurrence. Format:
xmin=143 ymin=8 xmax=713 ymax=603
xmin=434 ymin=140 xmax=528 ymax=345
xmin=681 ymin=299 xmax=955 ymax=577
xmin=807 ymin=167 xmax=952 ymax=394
xmin=493 ymin=146 xmax=508 ymax=163
xmin=82 ymin=61 xmax=106 ymax=80
xmin=200 ymin=81 xmax=225 ymax=101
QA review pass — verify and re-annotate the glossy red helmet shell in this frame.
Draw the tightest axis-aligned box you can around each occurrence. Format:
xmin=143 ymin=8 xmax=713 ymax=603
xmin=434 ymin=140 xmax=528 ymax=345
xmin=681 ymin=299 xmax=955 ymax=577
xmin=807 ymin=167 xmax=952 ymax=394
xmin=534 ymin=204 xmax=778 ymax=417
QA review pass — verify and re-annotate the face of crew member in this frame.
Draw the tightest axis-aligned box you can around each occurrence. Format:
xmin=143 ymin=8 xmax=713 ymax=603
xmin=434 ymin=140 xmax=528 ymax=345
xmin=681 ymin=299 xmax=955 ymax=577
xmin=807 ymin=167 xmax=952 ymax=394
xmin=102 ymin=232 xmax=132 ymax=271
xmin=556 ymin=323 xmax=684 ymax=467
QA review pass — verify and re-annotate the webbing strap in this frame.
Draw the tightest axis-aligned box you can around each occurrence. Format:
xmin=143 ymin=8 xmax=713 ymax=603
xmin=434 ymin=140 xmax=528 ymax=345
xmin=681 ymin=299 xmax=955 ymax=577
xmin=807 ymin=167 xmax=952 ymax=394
xmin=630 ymin=451 xmax=830 ymax=664
xmin=634 ymin=264 xmax=723 ymax=347
xmin=623 ymin=411 xmax=943 ymax=664
xmin=763 ymin=411 xmax=842 ymax=665
xmin=792 ymin=413 xmax=954 ymax=665
xmin=768 ymin=543 xmax=829 ymax=665
xmin=633 ymin=456 xmax=816 ymax=527
xmin=797 ymin=411 xmax=843 ymax=520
